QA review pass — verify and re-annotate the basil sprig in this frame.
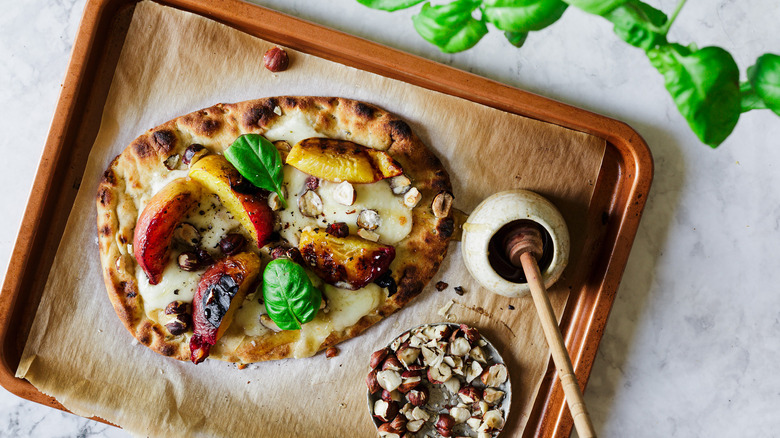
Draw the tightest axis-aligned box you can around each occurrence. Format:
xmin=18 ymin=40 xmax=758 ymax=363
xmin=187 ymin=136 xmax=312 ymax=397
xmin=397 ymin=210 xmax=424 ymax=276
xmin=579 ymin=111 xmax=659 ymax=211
xmin=224 ymin=134 xmax=287 ymax=207
xmin=262 ymin=259 xmax=322 ymax=331
xmin=357 ymin=0 xmax=780 ymax=148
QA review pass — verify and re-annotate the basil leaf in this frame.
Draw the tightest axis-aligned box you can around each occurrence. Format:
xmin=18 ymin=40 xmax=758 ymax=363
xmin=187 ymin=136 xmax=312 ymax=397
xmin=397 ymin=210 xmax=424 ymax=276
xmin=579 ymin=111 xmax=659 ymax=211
xmin=648 ymin=44 xmax=741 ymax=148
xmin=482 ymin=0 xmax=567 ymax=33
xmin=412 ymin=1 xmax=488 ymax=53
xmin=357 ymin=0 xmax=425 ymax=11
xmin=604 ymin=1 xmax=667 ymax=51
xmin=564 ymin=0 xmax=627 ymax=16
xmin=505 ymin=31 xmax=529 ymax=48
xmin=747 ymin=53 xmax=780 ymax=116
xmin=224 ymin=134 xmax=286 ymax=207
xmin=262 ymin=259 xmax=322 ymax=331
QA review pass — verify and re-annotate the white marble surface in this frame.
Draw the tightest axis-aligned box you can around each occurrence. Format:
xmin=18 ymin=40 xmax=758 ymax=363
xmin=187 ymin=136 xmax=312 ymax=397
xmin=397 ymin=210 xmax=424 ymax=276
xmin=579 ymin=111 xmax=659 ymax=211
xmin=1 ymin=0 xmax=779 ymax=437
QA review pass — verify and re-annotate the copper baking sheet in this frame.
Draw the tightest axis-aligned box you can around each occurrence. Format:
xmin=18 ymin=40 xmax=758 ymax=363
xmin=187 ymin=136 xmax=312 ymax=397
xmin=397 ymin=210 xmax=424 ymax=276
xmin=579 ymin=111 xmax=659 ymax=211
xmin=0 ymin=0 xmax=652 ymax=436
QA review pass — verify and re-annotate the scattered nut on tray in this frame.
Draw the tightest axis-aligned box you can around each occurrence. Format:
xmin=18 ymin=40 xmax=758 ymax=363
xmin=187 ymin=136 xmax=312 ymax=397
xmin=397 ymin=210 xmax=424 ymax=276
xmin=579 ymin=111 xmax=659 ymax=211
xmin=367 ymin=323 xmax=511 ymax=438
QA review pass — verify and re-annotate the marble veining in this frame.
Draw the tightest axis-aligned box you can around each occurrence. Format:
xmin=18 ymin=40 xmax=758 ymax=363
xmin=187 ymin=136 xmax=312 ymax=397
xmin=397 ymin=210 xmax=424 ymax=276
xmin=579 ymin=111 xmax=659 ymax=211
xmin=2 ymin=0 xmax=780 ymax=437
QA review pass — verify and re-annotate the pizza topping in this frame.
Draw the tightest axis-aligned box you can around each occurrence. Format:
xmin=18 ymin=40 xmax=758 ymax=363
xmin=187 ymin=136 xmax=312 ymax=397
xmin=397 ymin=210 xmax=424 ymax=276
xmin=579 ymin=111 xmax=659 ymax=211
xmin=173 ymin=223 xmax=200 ymax=247
xmin=304 ymin=176 xmax=320 ymax=191
xmin=263 ymin=47 xmax=289 ymax=72
xmin=218 ymin=233 xmax=246 ymax=255
xmin=332 ymin=181 xmax=356 ymax=206
xmin=261 ymin=258 xmax=322 ymax=330
xmin=182 ymin=144 xmax=208 ymax=166
xmin=189 ymin=154 xmax=275 ymax=247
xmin=177 ymin=251 xmax=202 ymax=271
xmin=259 ymin=314 xmax=282 ymax=332
xmin=134 ymin=177 xmax=203 ymax=285
xmin=432 ymin=191 xmax=454 ymax=218
xmin=357 ymin=228 xmax=380 ymax=242
xmin=272 ymin=140 xmax=292 ymax=163
xmin=163 ymin=154 xmax=180 ymax=170
xmin=388 ymin=175 xmax=412 ymax=195
xmin=403 ymin=187 xmax=422 ymax=208
xmin=267 ymin=191 xmax=284 ymax=211
xmin=190 ymin=252 xmax=261 ymax=363
xmin=286 ymin=138 xmax=403 ymax=184
xmin=163 ymin=300 xmax=192 ymax=336
xmin=298 ymin=189 xmax=323 ymax=217
xmin=325 ymin=222 xmax=350 ymax=238
xmin=357 ymin=209 xmax=382 ymax=231
xmin=223 ymin=134 xmax=287 ymax=208
xmin=298 ymin=228 xmax=395 ymax=290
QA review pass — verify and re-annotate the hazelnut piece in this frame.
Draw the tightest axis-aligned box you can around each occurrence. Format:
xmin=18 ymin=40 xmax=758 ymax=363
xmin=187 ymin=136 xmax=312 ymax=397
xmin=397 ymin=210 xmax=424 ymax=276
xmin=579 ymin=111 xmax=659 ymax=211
xmin=219 ymin=233 xmax=246 ymax=255
xmin=173 ymin=223 xmax=200 ymax=247
xmin=435 ymin=414 xmax=455 ymax=437
xmin=483 ymin=388 xmax=505 ymax=404
xmin=165 ymin=320 xmax=188 ymax=336
xmin=449 ymin=406 xmax=470 ymax=424
xmin=406 ymin=419 xmax=424 ymax=433
xmin=263 ymin=47 xmax=289 ymax=72
xmin=458 ymin=386 xmax=482 ymax=404
xmin=381 ymin=356 xmax=403 ymax=371
xmin=403 ymin=187 xmax=421 ymax=208
xmin=370 ymin=347 xmax=390 ymax=369
xmin=163 ymin=154 xmax=180 ymax=170
xmin=333 ymin=181 xmax=356 ymax=206
xmin=325 ymin=347 xmax=339 ymax=359
xmin=326 ymin=222 xmax=350 ymax=238
xmin=377 ymin=370 xmax=403 ymax=392
xmin=177 ymin=251 xmax=201 ymax=271
xmin=357 ymin=228 xmax=380 ymax=242
xmin=182 ymin=144 xmax=208 ymax=166
xmin=432 ymin=191 xmax=454 ymax=218
xmin=406 ymin=386 xmax=428 ymax=406
xmin=480 ymin=364 xmax=508 ymax=388
xmin=357 ymin=209 xmax=382 ymax=231
xmin=298 ymin=189 xmax=323 ymax=217
xmin=366 ymin=369 xmax=382 ymax=394
xmin=388 ymin=175 xmax=412 ymax=195
xmin=374 ymin=399 xmax=399 ymax=422
xmin=259 ymin=314 xmax=282 ymax=333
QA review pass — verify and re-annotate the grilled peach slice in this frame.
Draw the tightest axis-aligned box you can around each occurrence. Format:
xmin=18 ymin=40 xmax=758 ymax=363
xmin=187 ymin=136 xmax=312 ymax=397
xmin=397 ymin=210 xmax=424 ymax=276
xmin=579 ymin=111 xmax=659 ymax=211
xmin=285 ymin=138 xmax=403 ymax=183
xmin=298 ymin=228 xmax=395 ymax=290
xmin=133 ymin=177 xmax=202 ymax=285
xmin=190 ymin=251 xmax=261 ymax=364
xmin=189 ymin=155 xmax=274 ymax=247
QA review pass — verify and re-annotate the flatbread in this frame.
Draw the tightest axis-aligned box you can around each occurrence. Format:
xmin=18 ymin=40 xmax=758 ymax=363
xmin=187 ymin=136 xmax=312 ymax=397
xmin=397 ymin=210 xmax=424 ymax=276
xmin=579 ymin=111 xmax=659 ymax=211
xmin=96 ymin=96 xmax=453 ymax=364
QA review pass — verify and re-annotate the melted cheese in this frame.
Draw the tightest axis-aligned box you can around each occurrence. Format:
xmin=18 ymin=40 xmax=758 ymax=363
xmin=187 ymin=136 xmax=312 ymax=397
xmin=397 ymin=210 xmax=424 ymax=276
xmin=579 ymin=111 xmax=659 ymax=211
xmin=263 ymin=111 xmax=325 ymax=145
xmin=293 ymin=284 xmax=384 ymax=359
xmin=278 ymin=167 xmax=413 ymax=246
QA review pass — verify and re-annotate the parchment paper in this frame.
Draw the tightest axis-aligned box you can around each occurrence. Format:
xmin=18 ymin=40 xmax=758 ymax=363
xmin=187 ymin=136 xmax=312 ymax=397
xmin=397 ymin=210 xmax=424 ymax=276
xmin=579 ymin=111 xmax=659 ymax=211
xmin=16 ymin=2 xmax=605 ymax=437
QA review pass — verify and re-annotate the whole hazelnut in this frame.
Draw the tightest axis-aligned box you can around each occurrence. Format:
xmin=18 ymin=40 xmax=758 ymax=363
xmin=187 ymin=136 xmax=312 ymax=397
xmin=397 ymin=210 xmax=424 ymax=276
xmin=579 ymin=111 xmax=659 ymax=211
xmin=263 ymin=47 xmax=289 ymax=72
xmin=165 ymin=320 xmax=188 ymax=336
xmin=196 ymin=249 xmax=214 ymax=266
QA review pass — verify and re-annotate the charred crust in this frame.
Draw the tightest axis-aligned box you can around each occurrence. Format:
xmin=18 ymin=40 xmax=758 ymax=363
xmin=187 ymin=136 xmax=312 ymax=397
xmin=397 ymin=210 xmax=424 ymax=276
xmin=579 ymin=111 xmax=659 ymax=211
xmin=243 ymin=98 xmax=279 ymax=130
xmin=354 ymin=102 xmax=375 ymax=120
xmin=283 ymin=96 xmax=297 ymax=108
xmin=101 ymin=225 xmax=111 ymax=236
xmin=152 ymin=129 xmax=176 ymax=154
xmin=132 ymin=138 xmax=154 ymax=158
xmin=160 ymin=344 xmax=176 ymax=356
xmin=388 ymin=119 xmax=411 ymax=140
xmin=437 ymin=218 xmax=455 ymax=238
xmin=98 ymin=187 xmax=112 ymax=205
xmin=101 ymin=169 xmax=116 ymax=186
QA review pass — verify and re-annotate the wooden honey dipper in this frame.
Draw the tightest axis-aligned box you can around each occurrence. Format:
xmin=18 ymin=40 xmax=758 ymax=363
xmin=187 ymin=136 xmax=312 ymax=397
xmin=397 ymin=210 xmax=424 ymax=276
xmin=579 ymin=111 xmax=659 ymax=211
xmin=503 ymin=222 xmax=597 ymax=438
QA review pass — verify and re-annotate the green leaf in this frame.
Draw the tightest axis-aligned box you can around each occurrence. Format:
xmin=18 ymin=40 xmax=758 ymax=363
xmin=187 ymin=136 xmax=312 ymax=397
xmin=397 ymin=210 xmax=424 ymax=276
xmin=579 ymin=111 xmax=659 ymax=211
xmin=224 ymin=134 xmax=286 ymax=208
xmin=482 ymin=0 xmax=567 ymax=33
xmin=412 ymin=1 xmax=488 ymax=53
xmin=604 ymin=1 xmax=667 ymax=51
xmin=647 ymin=44 xmax=741 ymax=147
xmin=357 ymin=0 xmax=425 ymax=11
xmin=564 ymin=0 xmax=627 ymax=15
xmin=740 ymin=81 xmax=768 ymax=113
xmin=505 ymin=31 xmax=529 ymax=47
xmin=747 ymin=53 xmax=780 ymax=116
xmin=262 ymin=259 xmax=322 ymax=331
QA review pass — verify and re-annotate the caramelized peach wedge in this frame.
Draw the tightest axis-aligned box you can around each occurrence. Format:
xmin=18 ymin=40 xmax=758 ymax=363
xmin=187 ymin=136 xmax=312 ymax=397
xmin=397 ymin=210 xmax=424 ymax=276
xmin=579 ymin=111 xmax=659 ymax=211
xmin=285 ymin=138 xmax=403 ymax=184
xmin=189 ymin=154 xmax=274 ymax=248
xmin=133 ymin=177 xmax=202 ymax=285
xmin=299 ymin=228 xmax=395 ymax=290
xmin=190 ymin=252 xmax=261 ymax=364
